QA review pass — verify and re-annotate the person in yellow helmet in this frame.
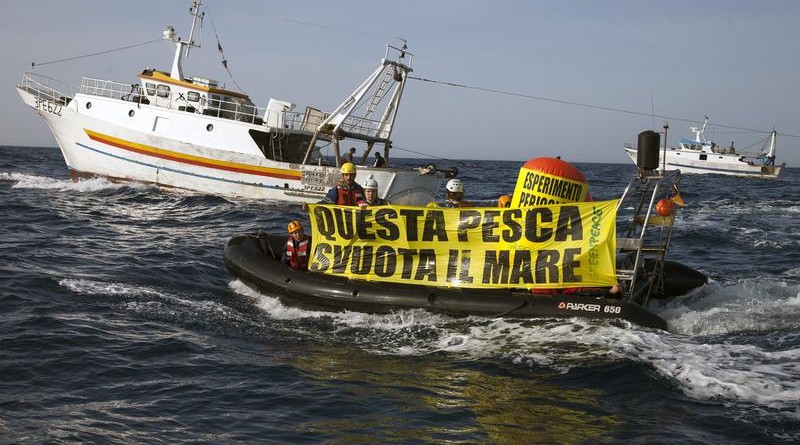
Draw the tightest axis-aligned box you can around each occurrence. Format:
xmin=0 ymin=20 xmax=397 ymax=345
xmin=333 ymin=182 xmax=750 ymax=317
xmin=282 ymin=220 xmax=311 ymax=271
xmin=497 ymin=195 xmax=512 ymax=208
xmin=319 ymin=162 xmax=366 ymax=206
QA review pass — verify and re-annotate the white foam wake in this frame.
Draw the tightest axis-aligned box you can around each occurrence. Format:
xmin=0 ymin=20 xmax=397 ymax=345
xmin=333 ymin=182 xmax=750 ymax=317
xmin=1 ymin=172 xmax=144 ymax=192
xmin=229 ymin=279 xmax=800 ymax=415
xmin=658 ymin=278 xmax=800 ymax=335
xmin=59 ymin=277 xmax=232 ymax=316
xmin=228 ymin=279 xmax=449 ymax=328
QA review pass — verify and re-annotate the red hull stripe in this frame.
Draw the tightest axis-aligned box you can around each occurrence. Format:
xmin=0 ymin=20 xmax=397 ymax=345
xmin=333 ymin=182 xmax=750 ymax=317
xmin=85 ymin=129 xmax=301 ymax=180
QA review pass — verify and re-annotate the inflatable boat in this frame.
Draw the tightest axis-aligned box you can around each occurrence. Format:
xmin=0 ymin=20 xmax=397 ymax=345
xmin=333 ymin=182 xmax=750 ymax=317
xmin=224 ymin=232 xmax=705 ymax=330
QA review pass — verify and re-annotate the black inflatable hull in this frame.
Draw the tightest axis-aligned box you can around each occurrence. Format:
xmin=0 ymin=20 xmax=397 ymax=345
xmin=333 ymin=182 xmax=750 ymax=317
xmin=645 ymin=258 xmax=708 ymax=299
xmin=223 ymin=234 xmax=684 ymax=330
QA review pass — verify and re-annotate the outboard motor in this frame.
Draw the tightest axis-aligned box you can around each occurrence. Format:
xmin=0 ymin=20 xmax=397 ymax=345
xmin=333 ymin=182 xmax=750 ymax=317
xmin=637 ymin=130 xmax=661 ymax=171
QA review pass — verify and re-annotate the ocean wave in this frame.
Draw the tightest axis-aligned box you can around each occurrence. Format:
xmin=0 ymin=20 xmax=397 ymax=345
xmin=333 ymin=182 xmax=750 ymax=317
xmin=0 ymin=171 xmax=145 ymax=192
xmin=658 ymin=278 xmax=800 ymax=335
xmin=60 ymin=277 xmax=234 ymax=318
xmin=228 ymin=279 xmax=800 ymax=416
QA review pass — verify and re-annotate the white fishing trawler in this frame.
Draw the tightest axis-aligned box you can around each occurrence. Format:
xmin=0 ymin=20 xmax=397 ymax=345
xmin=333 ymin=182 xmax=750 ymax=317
xmin=623 ymin=117 xmax=785 ymax=179
xmin=16 ymin=2 xmax=453 ymax=204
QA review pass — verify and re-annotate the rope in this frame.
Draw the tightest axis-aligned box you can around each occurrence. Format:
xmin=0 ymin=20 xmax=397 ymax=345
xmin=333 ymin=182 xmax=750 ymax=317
xmin=409 ymin=75 xmax=800 ymax=140
xmin=31 ymin=39 xmax=162 ymax=67
xmin=390 ymin=144 xmax=454 ymax=162
xmin=491 ymin=299 xmax=528 ymax=317
xmin=204 ymin=5 xmax=244 ymax=92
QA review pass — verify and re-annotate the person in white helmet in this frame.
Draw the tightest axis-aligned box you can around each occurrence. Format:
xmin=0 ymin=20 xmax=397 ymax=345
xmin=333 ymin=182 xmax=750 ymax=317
xmin=440 ymin=178 xmax=471 ymax=208
xmin=362 ymin=175 xmax=387 ymax=206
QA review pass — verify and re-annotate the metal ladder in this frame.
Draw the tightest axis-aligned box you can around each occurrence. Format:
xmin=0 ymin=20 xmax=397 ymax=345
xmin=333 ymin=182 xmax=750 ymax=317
xmin=365 ymin=70 xmax=394 ymax=120
xmin=270 ymin=128 xmax=284 ymax=162
xmin=615 ymin=170 xmax=681 ymax=305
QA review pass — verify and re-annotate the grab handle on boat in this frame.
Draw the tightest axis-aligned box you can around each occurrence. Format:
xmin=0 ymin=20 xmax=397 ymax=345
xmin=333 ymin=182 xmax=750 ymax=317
xmin=491 ymin=299 xmax=528 ymax=317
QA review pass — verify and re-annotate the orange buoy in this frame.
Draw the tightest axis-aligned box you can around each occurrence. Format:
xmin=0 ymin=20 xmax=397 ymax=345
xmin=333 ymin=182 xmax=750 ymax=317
xmin=512 ymin=157 xmax=590 ymax=207
xmin=655 ymin=198 xmax=674 ymax=216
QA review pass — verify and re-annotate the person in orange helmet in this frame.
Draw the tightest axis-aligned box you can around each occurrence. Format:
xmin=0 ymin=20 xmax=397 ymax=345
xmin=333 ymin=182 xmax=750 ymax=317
xmin=497 ymin=195 xmax=512 ymax=208
xmin=282 ymin=220 xmax=311 ymax=271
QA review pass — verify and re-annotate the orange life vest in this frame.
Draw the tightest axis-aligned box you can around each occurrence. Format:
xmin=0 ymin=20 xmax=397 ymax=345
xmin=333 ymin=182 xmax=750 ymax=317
xmin=336 ymin=185 xmax=365 ymax=206
xmin=286 ymin=236 xmax=311 ymax=270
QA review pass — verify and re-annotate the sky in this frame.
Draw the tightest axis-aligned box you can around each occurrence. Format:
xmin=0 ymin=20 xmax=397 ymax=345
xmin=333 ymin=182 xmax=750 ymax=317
xmin=3 ymin=0 xmax=799 ymax=165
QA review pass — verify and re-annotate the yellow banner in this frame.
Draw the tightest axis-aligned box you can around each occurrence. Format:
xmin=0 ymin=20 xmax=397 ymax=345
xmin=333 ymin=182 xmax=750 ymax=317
xmin=512 ymin=167 xmax=589 ymax=206
xmin=307 ymin=200 xmax=618 ymax=289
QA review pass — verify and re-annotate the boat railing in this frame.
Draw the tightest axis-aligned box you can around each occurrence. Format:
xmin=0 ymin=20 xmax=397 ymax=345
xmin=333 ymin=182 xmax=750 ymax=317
xmin=616 ymin=169 xmax=682 ymax=305
xmin=18 ymin=73 xmax=73 ymax=104
xmin=77 ymin=76 xmax=326 ymax=129
xmin=340 ymin=115 xmax=390 ymax=140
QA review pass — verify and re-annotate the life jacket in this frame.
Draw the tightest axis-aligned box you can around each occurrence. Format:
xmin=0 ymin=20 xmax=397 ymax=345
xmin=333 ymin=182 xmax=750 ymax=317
xmin=335 ymin=184 xmax=365 ymax=206
xmin=286 ymin=235 xmax=311 ymax=271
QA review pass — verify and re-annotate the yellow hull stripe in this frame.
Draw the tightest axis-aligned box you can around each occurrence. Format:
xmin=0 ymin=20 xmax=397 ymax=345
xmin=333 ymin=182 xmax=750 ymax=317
xmin=84 ymin=129 xmax=301 ymax=180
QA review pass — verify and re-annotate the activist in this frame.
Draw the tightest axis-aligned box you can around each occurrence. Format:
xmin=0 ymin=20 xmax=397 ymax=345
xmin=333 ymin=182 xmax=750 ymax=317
xmin=440 ymin=179 xmax=471 ymax=208
xmin=320 ymin=162 xmax=367 ymax=207
xmin=497 ymin=195 xmax=512 ymax=208
xmin=373 ymin=152 xmax=386 ymax=168
xmin=345 ymin=147 xmax=357 ymax=164
xmin=363 ymin=175 xmax=387 ymax=206
xmin=282 ymin=220 xmax=311 ymax=271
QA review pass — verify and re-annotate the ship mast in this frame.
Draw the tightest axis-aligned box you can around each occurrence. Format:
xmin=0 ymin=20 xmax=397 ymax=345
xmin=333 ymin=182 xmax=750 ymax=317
xmin=163 ymin=1 xmax=204 ymax=81
xmin=302 ymin=43 xmax=414 ymax=166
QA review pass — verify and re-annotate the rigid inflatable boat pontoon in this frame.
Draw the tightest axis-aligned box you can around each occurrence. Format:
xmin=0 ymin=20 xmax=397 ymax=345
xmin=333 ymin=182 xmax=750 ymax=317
xmin=225 ymin=233 xmax=702 ymax=330
xmin=224 ymin=135 xmax=708 ymax=330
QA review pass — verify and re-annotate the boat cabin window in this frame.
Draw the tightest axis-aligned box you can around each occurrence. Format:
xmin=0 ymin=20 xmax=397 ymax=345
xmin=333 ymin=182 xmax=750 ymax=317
xmin=222 ymin=96 xmax=256 ymax=114
xmin=208 ymin=94 xmax=220 ymax=109
xmin=699 ymin=154 xmax=707 ymax=161
xmin=187 ymin=91 xmax=200 ymax=102
xmin=145 ymin=83 xmax=156 ymax=96
xmin=207 ymin=94 xmax=257 ymax=121
xmin=156 ymin=84 xmax=170 ymax=98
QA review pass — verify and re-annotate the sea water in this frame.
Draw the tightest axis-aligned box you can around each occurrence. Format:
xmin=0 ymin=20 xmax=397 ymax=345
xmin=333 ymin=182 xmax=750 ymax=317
xmin=1 ymin=146 xmax=799 ymax=444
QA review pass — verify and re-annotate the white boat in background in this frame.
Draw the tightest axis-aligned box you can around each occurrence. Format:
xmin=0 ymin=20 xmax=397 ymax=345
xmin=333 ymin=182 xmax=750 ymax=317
xmin=16 ymin=1 xmax=453 ymax=204
xmin=624 ymin=117 xmax=785 ymax=179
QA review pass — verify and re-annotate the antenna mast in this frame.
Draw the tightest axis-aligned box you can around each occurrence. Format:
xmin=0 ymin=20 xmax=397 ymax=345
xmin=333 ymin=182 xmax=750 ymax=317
xmin=163 ymin=1 xmax=204 ymax=80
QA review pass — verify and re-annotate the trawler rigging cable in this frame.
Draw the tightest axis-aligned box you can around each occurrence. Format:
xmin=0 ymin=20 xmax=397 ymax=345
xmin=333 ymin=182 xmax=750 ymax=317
xmin=408 ymin=75 xmax=800 ymax=140
xmin=204 ymin=5 xmax=244 ymax=92
xmin=31 ymin=39 xmax=162 ymax=67
xmin=391 ymin=144 xmax=453 ymax=161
